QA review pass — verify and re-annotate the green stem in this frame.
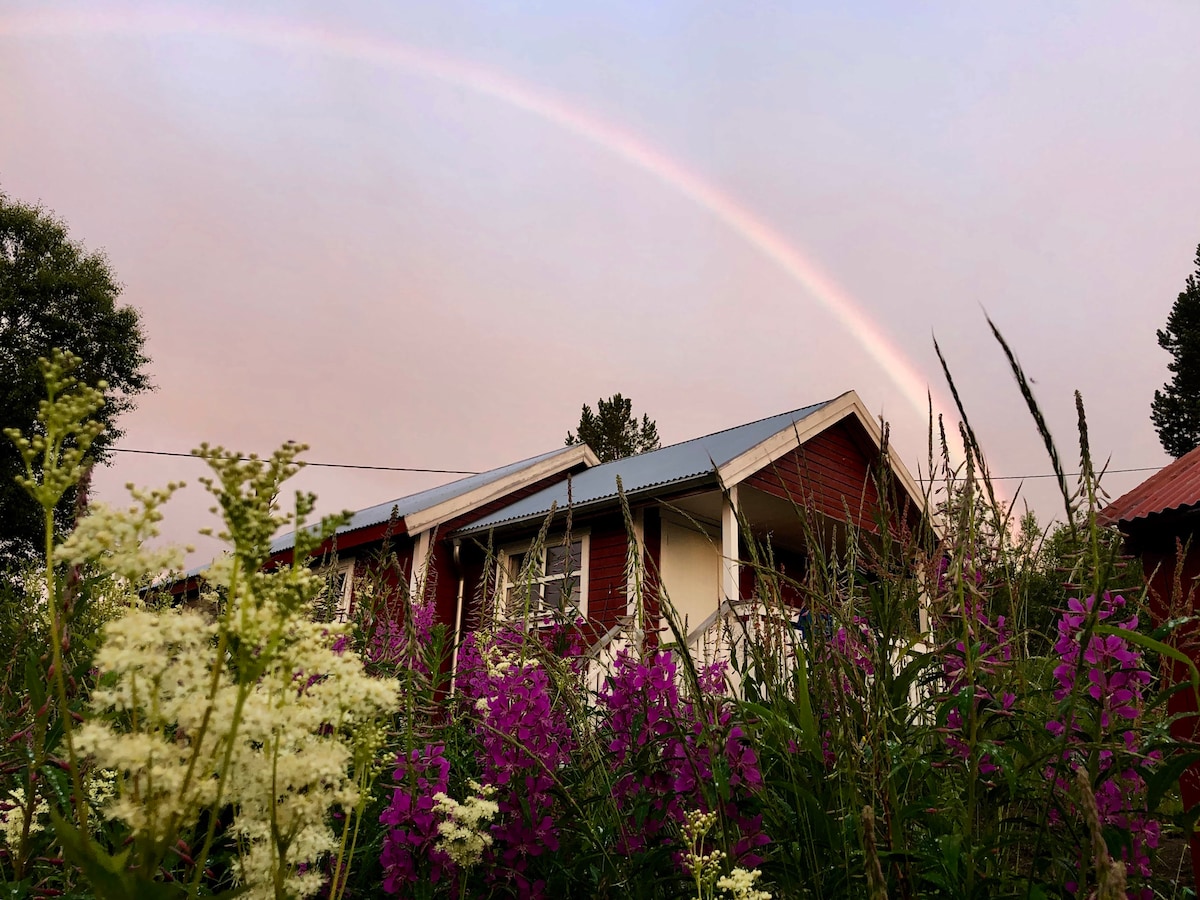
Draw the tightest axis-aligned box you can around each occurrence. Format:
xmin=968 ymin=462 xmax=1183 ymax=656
xmin=187 ymin=675 xmax=251 ymax=898
xmin=43 ymin=503 xmax=89 ymax=835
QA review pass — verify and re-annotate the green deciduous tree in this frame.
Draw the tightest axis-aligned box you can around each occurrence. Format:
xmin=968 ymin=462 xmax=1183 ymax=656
xmin=564 ymin=393 xmax=660 ymax=463
xmin=0 ymin=193 xmax=151 ymax=573
xmin=1152 ymin=244 xmax=1200 ymax=458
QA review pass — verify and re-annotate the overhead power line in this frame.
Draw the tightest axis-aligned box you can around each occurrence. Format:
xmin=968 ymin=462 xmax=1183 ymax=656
xmin=108 ymin=446 xmax=1165 ymax=484
xmin=914 ymin=465 xmax=1162 ymax=483
xmin=109 ymin=447 xmax=481 ymax=476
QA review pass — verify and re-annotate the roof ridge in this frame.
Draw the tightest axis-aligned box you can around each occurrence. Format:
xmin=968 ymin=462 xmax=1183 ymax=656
xmin=456 ymin=396 xmax=847 ymax=535
xmin=582 ymin=396 xmax=841 ymax=469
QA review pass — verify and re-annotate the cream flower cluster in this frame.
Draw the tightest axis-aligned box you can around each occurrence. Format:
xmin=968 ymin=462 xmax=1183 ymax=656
xmin=226 ymin=617 xmax=399 ymax=899
xmin=76 ymin=609 xmax=224 ymax=843
xmin=0 ymin=787 xmax=48 ymax=850
xmin=483 ymin=643 xmax=528 ymax=678
xmin=433 ymin=780 xmax=498 ymax=868
xmin=4 ymin=351 xmax=106 ymax=510
xmin=55 ymin=483 xmax=189 ymax=586
xmin=682 ymin=809 xmax=726 ymax=889
xmin=80 ymin=598 xmax=399 ymax=898
xmin=717 ymin=867 xmax=771 ymax=900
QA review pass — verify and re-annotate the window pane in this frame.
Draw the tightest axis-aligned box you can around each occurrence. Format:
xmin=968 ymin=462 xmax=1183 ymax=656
xmin=506 ymin=583 xmax=541 ymax=615
xmin=545 ymin=544 xmax=569 ymax=576
xmin=546 ymin=540 xmax=583 ymax=576
xmin=542 ymin=581 xmax=563 ymax=610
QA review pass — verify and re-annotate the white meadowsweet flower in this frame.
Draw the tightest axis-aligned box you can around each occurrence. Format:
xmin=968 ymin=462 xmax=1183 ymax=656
xmin=69 ymin=445 xmax=401 ymax=898
xmin=79 ymin=596 xmax=400 ymax=898
xmin=717 ymin=867 xmax=772 ymax=900
xmin=55 ymin=484 xmax=188 ymax=585
xmin=433 ymin=781 xmax=498 ymax=868
xmin=0 ymin=787 xmax=49 ymax=850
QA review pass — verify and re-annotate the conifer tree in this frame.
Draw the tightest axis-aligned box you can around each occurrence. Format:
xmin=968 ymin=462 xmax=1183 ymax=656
xmin=565 ymin=394 xmax=660 ymax=463
xmin=1152 ymin=245 xmax=1200 ymax=458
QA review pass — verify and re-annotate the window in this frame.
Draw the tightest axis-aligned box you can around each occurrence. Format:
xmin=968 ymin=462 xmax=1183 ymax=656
xmin=500 ymin=536 xmax=588 ymax=619
xmin=313 ymin=558 xmax=355 ymax=622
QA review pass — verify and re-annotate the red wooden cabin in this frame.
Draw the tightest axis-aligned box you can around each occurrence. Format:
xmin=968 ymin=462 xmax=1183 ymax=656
xmin=1100 ymin=446 xmax=1200 ymax=875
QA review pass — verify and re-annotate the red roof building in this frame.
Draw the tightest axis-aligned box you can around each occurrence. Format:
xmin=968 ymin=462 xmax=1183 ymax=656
xmin=1101 ymin=447 xmax=1200 ymax=875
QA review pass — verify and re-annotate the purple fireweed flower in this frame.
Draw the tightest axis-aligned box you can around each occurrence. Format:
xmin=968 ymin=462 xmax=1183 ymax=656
xmin=1045 ymin=593 xmax=1160 ymax=891
xmin=936 ymin=589 xmax=1013 ymax=779
xmin=456 ymin=629 xmax=574 ymax=895
xmin=599 ymin=650 xmax=769 ymax=866
xmin=369 ymin=588 xmax=438 ymax=675
xmin=380 ymin=744 xmax=453 ymax=894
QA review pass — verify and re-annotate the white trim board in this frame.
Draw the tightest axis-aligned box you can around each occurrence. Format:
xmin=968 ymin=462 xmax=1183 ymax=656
xmin=405 ymin=444 xmax=599 ymax=534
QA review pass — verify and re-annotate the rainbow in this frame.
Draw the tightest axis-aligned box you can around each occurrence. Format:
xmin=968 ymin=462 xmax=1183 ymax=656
xmin=1 ymin=8 xmax=957 ymax=438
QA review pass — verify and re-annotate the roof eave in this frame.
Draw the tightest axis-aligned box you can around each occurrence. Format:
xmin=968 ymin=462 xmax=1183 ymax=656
xmin=716 ymin=391 xmax=936 ymax=537
xmin=453 ymin=471 xmax=719 ymax=538
xmin=402 ymin=444 xmax=599 ymax=535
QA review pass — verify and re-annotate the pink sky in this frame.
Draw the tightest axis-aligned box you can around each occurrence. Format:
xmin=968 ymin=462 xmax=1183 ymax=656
xmin=3 ymin=1 xmax=1199 ymax=564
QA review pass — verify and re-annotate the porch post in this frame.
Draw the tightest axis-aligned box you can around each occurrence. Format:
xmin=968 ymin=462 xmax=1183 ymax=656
xmin=626 ymin=507 xmax=645 ymax=618
xmin=722 ymin=485 xmax=740 ymax=604
xmin=409 ymin=529 xmax=431 ymax=604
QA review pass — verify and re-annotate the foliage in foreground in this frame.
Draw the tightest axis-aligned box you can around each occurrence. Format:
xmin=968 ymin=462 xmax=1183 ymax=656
xmin=0 ymin=346 xmax=1198 ymax=899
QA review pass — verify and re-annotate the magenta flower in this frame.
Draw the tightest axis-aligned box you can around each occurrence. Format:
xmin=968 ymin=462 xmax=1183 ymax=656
xmin=1045 ymin=593 xmax=1160 ymax=890
xmin=456 ymin=629 xmax=574 ymax=896
xmin=380 ymin=744 xmax=453 ymax=894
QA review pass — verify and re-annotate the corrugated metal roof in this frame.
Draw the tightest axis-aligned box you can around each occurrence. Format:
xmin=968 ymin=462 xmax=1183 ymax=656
xmin=1099 ymin=445 xmax=1200 ymax=527
xmin=269 ymin=446 xmax=579 ymax=554
xmin=457 ymin=399 xmax=835 ymax=534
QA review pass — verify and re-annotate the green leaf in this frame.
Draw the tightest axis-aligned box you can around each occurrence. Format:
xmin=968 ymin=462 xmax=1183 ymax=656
xmin=789 ymin=644 xmax=822 ymax=757
xmin=1094 ymin=624 xmax=1200 ymax=704
xmin=50 ymin=809 xmax=135 ymax=900
xmin=23 ymin=652 xmax=45 ymax=711
xmin=49 ymin=812 xmax=195 ymax=900
xmin=1146 ymin=749 xmax=1200 ymax=809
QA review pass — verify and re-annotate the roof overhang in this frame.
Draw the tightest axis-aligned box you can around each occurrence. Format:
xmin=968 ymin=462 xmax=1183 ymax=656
xmin=716 ymin=390 xmax=932 ymax=530
xmin=453 ymin=471 xmax=720 ymax=538
xmin=404 ymin=443 xmax=599 ymax=535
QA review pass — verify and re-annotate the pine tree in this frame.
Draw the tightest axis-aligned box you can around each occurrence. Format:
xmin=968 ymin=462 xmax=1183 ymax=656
xmin=564 ymin=394 xmax=660 ymax=463
xmin=1152 ymin=245 xmax=1200 ymax=458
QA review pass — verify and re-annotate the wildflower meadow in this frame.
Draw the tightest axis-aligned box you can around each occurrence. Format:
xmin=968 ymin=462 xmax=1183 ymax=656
xmin=1 ymin=346 xmax=1198 ymax=899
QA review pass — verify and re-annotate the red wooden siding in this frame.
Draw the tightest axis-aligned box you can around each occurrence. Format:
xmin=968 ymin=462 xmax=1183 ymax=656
xmin=642 ymin=508 xmax=662 ymax=647
xmin=587 ymin=516 xmax=629 ymax=634
xmin=739 ymin=545 xmax=807 ymax=608
xmin=743 ymin=418 xmax=917 ymax=536
xmin=443 ymin=464 xmax=592 ymax=633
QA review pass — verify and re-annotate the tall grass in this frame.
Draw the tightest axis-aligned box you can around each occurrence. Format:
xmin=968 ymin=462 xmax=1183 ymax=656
xmin=0 ymin=338 xmax=1195 ymax=899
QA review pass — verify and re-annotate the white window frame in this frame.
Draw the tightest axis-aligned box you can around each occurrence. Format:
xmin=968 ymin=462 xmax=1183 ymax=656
xmin=497 ymin=533 xmax=589 ymax=621
xmin=314 ymin=558 xmax=356 ymax=623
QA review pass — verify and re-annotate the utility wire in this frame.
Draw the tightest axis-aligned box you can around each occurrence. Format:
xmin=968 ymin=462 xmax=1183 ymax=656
xmin=109 ymin=447 xmax=481 ymax=476
xmin=109 ymin=445 xmax=1164 ymax=483
xmin=913 ymin=465 xmax=1162 ymax=483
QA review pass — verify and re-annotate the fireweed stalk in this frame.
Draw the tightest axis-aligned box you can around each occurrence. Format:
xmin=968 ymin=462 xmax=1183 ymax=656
xmin=456 ymin=628 xmax=575 ymax=896
xmin=600 ymin=648 xmax=769 ymax=866
xmin=1046 ymin=593 xmax=1159 ymax=894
